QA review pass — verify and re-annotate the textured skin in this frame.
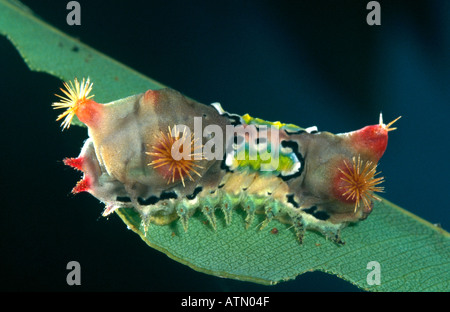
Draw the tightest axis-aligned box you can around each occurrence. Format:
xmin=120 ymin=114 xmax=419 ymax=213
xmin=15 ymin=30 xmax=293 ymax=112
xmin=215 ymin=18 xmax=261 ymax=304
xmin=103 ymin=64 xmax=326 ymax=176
xmin=64 ymin=88 xmax=390 ymax=244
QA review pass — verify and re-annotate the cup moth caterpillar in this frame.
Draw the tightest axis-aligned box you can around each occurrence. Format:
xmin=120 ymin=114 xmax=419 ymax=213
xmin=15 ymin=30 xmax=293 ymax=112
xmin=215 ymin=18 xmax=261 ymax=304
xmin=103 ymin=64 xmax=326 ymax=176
xmin=53 ymin=78 xmax=400 ymax=244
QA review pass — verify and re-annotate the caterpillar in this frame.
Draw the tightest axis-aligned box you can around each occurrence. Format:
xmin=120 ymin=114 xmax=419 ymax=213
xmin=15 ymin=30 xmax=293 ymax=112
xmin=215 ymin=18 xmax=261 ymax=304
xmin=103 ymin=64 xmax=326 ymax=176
xmin=53 ymin=78 xmax=400 ymax=245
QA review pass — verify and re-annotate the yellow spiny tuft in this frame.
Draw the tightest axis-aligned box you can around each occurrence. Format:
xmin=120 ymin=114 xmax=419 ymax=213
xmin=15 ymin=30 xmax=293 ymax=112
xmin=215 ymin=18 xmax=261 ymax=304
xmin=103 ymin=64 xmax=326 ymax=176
xmin=52 ymin=77 xmax=94 ymax=130
xmin=339 ymin=155 xmax=385 ymax=212
xmin=147 ymin=125 xmax=204 ymax=187
xmin=379 ymin=113 xmax=402 ymax=132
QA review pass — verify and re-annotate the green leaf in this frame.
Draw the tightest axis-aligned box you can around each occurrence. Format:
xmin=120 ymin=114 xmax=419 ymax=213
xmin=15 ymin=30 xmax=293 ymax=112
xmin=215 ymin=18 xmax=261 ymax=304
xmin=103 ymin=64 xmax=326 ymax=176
xmin=116 ymin=199 xmax=450 ymax=291
xmin=2 ymin=0 xmax=448 ymax=291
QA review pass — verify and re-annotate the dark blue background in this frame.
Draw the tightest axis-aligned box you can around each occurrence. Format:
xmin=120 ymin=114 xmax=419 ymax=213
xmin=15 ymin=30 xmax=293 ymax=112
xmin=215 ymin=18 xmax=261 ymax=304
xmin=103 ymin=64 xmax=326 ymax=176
xmin=1 ymin=0 xmax=448 ymax=291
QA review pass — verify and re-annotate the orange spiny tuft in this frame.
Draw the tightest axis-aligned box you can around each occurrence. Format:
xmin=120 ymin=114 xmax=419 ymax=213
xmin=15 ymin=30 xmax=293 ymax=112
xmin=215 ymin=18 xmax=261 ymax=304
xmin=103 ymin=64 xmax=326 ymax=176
xmin=147 ymin=125 xmax=204 ymax=187
xmin=338 ymin=155 xmax=385 ymax=212
xmin=52 ymin=77 xmax=94 ymax=130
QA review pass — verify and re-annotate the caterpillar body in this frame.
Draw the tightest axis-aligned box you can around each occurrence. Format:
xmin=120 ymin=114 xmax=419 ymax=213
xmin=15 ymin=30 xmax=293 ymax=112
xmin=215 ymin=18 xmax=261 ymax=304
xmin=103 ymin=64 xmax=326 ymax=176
xmin=53 ymin=78 xmax=399 ymax=245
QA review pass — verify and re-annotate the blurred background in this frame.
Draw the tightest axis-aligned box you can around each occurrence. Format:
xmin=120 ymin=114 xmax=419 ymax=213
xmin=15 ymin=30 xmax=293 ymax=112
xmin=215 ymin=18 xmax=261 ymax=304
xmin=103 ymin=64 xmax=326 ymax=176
xmin=0 ymin=0 xmax=448 ymax=291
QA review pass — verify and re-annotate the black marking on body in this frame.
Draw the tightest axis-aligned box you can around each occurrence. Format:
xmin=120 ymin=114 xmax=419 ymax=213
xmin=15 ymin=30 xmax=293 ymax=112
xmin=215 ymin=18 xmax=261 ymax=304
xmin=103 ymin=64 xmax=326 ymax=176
xmin=279 ymin=140 xmax=305 ymax=181
xmin=134 ymin=190 xmax=178 ymax=206
xmin=160 ymin=190 xmax=178 ymax=200
xmin=116 ymin=196 xmax=132 ymax=202
xmin=286 ymin=194 xmax=300 ymax=208
xmin=284 ymin=129 xmax=305 ymax=135
xmin=223 ymin=114 xmax=241 ymax=126
xmin=302 ymin=206 xmax=330 ymax=221
xmin=138 ymin=195 xmax=159 ymax=205
xmin=186 ymin=186 xmax=203 ymax=200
